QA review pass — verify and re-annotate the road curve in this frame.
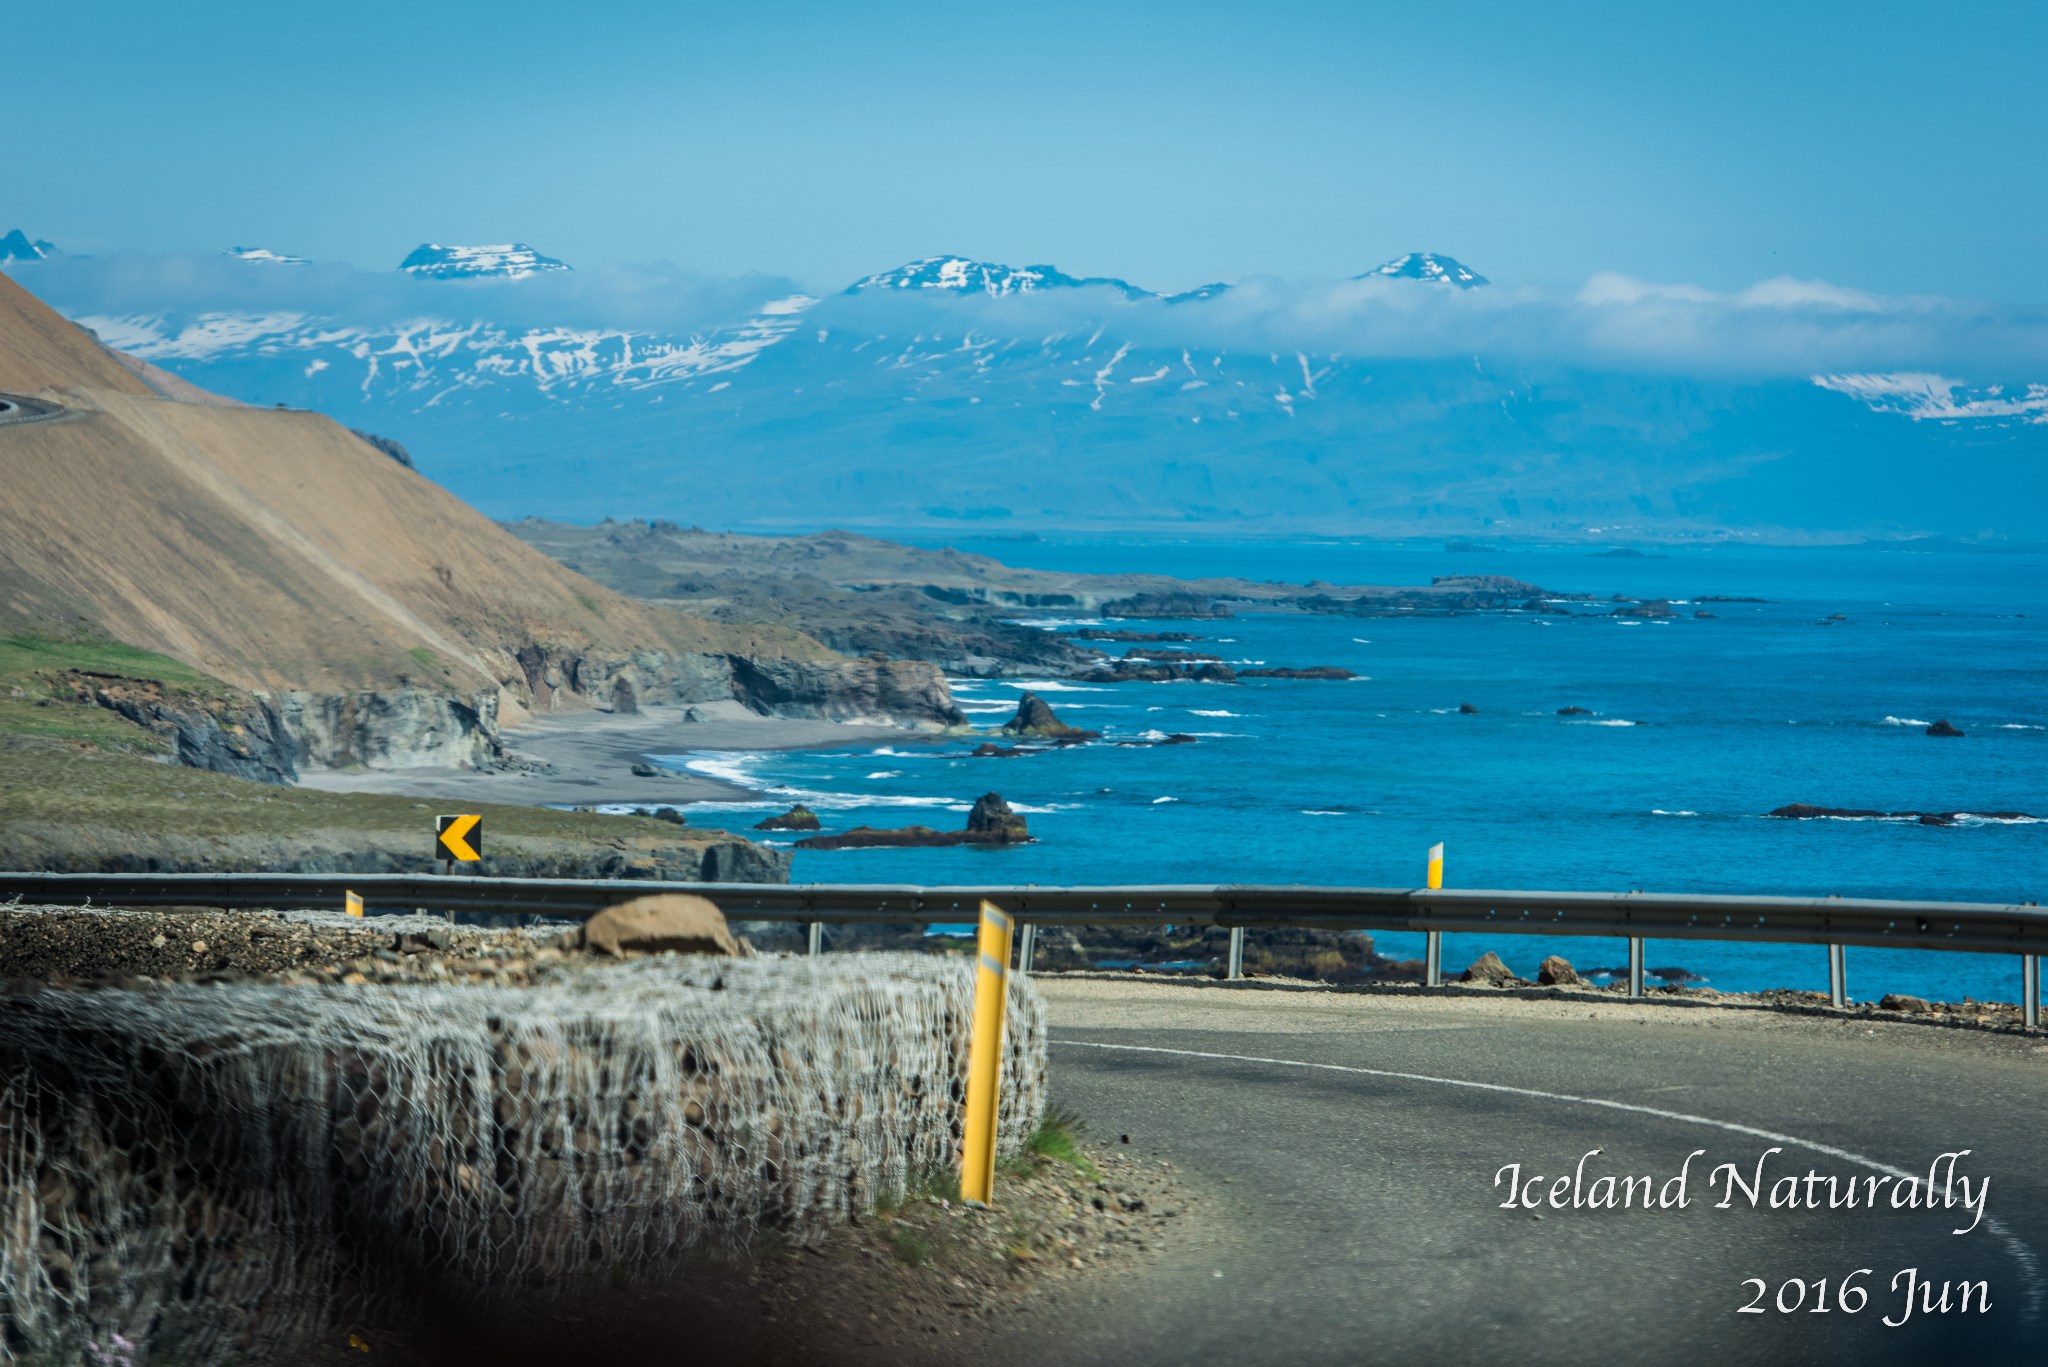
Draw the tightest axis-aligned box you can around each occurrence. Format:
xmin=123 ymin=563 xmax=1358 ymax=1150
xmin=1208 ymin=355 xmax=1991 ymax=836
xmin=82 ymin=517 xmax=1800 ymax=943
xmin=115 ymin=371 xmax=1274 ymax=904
xmin=996 ymin=980 xmax=2046 ymax=1367
xmin=0 ymin=391 xmax=67 ymax=426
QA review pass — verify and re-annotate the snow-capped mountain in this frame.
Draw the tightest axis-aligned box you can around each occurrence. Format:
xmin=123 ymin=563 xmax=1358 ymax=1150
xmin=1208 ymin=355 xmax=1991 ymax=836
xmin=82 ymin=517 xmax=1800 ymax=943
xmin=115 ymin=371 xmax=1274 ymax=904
xmin=1361 ymin=252 xmax=1488 ymax=288
xmin=398 ymin=243 xmax=571 ymax=280
xmin=1 ymin=230 xmax=58 ymax=263
xmin=225 ymin=246 xmax=309 ymax=266
xmin=15 ymin=245 xmax=2045 ymax=538
xmin=850 ymin=255 xmax=1151 ymax=300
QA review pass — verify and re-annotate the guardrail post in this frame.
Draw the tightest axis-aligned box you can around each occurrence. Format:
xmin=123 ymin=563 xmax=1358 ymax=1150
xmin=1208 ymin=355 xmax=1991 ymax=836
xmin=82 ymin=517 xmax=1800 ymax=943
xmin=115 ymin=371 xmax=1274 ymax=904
xmin=1827 ymin=944 xmax=1847 ymax=1008
xmin=1226 ymin=927 xmax=1245 ymax=980
xmin=806 ymin=921 xmax=822 ymax=956
xmin=1015 ymin=922 xmax=1036 ymax=976
xmin=1627 ymin=937 xmax=1645 ymax=999
xmin=1424 ymin=931 xmax=1442 ymax=988
xmin=2024 ymin=954 xmax=2040 ymax=1031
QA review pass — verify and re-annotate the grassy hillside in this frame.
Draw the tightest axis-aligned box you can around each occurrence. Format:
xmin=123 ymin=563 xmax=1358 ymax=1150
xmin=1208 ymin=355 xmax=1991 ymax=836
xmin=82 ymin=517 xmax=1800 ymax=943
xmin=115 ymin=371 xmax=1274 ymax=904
xmin=0 ymin=633 xmax=228 ymax=750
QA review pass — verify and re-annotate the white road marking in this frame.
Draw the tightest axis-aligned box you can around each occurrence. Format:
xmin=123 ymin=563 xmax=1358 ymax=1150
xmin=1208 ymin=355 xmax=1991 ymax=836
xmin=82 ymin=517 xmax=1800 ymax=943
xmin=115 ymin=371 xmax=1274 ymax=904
xmin=1053 ymin=1037 xmax=2043 ymax=1320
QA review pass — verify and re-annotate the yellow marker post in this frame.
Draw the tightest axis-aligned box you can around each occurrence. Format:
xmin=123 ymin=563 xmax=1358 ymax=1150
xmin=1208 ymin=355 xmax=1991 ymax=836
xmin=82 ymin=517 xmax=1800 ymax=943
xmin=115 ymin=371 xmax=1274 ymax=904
xmin=345 ymin=890 xmax=364 ymax=918
xmin=959 ymin=899 xmax=1015 ymax=1206
xmin=1424 ymin=843 xmax=1445 ymax=987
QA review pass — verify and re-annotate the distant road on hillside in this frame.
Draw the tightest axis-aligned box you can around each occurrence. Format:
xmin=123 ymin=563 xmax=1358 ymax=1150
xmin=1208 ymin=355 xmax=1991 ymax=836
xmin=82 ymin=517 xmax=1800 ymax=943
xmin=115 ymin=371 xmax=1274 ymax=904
xmin=1005 ymin=981 xmax=2044 ymax=1366
xmin=0 ymin=392 xmax=66 ymax=426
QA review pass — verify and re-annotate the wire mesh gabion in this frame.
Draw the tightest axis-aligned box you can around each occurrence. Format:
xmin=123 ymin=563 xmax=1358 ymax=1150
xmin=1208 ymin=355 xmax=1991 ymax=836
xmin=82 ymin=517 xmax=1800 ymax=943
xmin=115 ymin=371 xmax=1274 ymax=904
xmin=0 ymin=952 xmax=1047 ymax=1364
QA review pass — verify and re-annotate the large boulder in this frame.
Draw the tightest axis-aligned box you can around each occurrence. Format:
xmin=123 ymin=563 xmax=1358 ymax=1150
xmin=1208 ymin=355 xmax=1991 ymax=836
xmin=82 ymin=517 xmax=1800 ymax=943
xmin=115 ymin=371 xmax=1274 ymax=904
xmin=1536 ymin=955 xmax=1585 ymax=986
xmin=1925 ymin=719 xmax=1964 ymax=737
xmin=582 ymin=893 xmax=738 ymax=957
xmin=1461 ymin=951 xmax=1516 ymax=986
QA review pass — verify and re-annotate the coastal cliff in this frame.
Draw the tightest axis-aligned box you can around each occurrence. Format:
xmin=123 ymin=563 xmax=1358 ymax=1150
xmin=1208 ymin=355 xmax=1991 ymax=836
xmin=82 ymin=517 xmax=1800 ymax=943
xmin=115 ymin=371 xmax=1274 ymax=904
xmin=0 ymin=272 xmax=963 ymax=782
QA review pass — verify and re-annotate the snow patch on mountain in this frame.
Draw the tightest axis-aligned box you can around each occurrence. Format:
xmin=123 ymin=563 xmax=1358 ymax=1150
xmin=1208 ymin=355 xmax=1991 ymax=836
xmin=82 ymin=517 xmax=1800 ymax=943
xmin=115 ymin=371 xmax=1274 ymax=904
xmin=1361 ymin=252 xmax=1488 ymax=288
xmin=849 ymin=255 xmax=1151 ymax=300
xmin=225 ymin=246 xmax=310 ymax=266
xmin=399 ymin=243 xmax=572 ymax=280
xmin=75 ymin=292 xmax=819 ymax=396
xmin=1812 ymin=372 xmax=2048 ymax=425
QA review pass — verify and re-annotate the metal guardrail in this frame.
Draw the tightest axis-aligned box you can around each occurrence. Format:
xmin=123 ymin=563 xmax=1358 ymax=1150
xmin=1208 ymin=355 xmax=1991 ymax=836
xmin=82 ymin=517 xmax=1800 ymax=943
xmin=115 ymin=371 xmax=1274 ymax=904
xmin=2 ymin=873 xmax=2041 ymax=1026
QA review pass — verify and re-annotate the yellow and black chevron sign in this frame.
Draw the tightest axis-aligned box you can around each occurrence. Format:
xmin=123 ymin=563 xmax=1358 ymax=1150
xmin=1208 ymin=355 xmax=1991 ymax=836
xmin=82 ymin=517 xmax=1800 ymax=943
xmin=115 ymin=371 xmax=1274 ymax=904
xmin=435 ymin=813 xmax=483 ymax=863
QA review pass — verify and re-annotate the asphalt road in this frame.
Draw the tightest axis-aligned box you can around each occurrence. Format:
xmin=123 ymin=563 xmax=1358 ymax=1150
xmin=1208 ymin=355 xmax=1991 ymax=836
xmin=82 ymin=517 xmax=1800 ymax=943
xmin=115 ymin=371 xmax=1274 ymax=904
xmin=997 ymin=980 xmax=2047 ymax=1367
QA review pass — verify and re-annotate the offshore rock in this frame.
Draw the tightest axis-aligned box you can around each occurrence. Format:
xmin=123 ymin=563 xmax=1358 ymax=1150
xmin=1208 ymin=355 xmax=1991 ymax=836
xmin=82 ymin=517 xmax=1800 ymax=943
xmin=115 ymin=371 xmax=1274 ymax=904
xmin=1239 ymin=666 xmax=1356 ymax=680
xmin=1926 ymin=719 xmax=1964 ymax=737
xmin=754 ymin=804 xmax=823 ymax=831
xmin=999 ymin=691 xmax=1099 ymax=740
xmin=966 ymin=792 xmax=1029 ymax=839
xmin=795 ymin=792 xmax=1032 ymax=850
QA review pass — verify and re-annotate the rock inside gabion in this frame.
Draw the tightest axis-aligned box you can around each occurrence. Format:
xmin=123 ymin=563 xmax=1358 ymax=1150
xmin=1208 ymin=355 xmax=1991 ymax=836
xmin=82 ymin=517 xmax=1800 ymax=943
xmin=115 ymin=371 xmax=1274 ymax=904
xmin=0 ymin=952 xmax=1046 ymax=1363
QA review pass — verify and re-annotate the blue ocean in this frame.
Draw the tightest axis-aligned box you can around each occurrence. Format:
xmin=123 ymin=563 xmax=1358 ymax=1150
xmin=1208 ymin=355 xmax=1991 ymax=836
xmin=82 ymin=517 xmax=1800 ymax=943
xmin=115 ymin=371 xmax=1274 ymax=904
xmin=663 ymin=539 xmax=2045 ymax=1004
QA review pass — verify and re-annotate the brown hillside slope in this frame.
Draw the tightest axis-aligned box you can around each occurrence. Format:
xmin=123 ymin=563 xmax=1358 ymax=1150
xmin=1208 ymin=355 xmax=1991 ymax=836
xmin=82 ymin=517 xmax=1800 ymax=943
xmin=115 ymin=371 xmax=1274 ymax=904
xmin=0 ymin=273 xmax=960 ymax=767
xmin=0 ymin=271 xmax=153 ymax=396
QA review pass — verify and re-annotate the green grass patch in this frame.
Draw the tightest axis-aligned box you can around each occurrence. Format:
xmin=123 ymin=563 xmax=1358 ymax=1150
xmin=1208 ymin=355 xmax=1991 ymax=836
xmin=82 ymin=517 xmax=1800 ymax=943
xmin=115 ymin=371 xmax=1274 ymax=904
xmin=891 ymin=1227 xmax=934 ymax=1267
xmin=406 ymin=646 xmax=440 ymax=673
xmin=1017 ymin=1106 xmax=1100 ymax=1181
xmin=0 ymin=697 xmax=166 ymax=750
xmin=0 ymin=634 xmax=226 ymax=696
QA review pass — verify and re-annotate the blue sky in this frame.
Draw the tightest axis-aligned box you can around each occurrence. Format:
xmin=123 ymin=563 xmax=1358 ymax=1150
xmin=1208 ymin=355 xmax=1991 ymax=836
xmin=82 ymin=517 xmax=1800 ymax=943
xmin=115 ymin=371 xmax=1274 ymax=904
xmin=12 ymin=0 xmax=2047 ymax=300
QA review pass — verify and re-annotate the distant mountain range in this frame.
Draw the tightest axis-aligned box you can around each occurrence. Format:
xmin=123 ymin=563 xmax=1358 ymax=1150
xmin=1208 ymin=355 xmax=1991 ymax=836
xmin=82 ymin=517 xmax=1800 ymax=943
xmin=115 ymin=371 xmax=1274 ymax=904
xmin=1 ymin=230 xmax=57 ymax=263
xmin=6 ymin=231 xmax=2044 ymax=539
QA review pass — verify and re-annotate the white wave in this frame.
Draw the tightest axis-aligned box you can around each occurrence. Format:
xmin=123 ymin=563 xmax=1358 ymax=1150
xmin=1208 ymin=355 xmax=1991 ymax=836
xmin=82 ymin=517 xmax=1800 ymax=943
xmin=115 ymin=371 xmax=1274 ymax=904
xmin=1651 ymin=809 xmax=1700 ymax=817
xmin=1615 ymin=620 xmax=1643 ymax=627
xmin=1189 ymin=709 xmax=1238 ymax=717
xmin=1567 ymin=719 xmax=1640 ymax=727
xmin=997 ymin=680 xmax=1108 ymax=693
xmin=1351 ymin=638 xmax=1371 ymax=644
xmin=1997 ymin=723 xmax=2045 ymax=730
xmin=1180 ymin=731 xmax=1246 ymax=737
xmin=1301 ymin=809 xmax=1349 ymax=816
xmin=865 ymin=771 xmax=899 ymax=779
xmin=1152 ymin=796 xmax=1179 ymax=804
xmin=1880 ymin=716 xmax=1932 ymax=727
xmin=678 ymin=752 xmax=765 ymax=786
xmin=1001 ymin=617 xmax=1104 ymax=629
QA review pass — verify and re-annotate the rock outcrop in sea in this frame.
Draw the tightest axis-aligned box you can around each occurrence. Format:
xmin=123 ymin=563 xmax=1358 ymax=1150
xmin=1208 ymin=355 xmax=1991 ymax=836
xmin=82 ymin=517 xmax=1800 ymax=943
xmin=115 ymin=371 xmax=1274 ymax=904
xmin=794 ymin=793 xmax=1033 ymax=850
xmin=998 ymin=691 xmax=1098 ymax=741
xmin=754 ymin=804 xmax=823 ymax=831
